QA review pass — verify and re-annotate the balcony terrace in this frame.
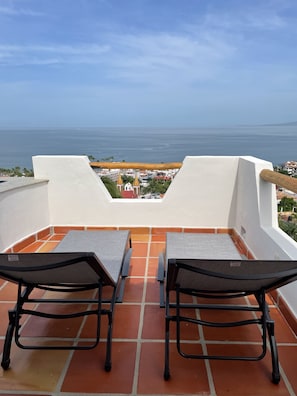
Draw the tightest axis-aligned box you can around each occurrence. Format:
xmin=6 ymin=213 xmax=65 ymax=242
xmin=0 ymin=155 xmax=297 ymax=395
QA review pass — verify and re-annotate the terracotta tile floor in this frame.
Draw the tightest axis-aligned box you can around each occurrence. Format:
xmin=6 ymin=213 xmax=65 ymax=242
xmin=0 ymin=230 xmax=297 ymax=395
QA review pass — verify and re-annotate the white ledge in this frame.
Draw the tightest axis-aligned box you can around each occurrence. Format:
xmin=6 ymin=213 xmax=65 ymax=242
xmin=0 ymin=177 xmax=48 ymax=193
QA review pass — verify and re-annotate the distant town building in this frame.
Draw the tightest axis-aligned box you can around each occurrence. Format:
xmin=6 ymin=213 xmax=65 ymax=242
xmin=117 ymin=174 xmax=123 ymax=192
xmin=94 ymin=165 xmax=180 ymax=199
xmin=121 ymin=182 xmax=138 ymax=198
xmin=284 ymin=161 xmax=297 ymax=176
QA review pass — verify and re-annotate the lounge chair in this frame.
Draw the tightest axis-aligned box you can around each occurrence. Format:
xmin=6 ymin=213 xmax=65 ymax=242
xmin=158 ymin=232 xmax=297 ymax=384
xmin=0 ymin=230 xmax=132 ymax=372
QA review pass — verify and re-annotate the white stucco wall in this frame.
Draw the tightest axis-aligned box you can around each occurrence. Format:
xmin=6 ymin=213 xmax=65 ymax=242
xmin=0 ymin=179 xmax=49 ymax=250
xmin=233 ymin=156 xmax=297 ymax=259
xmin=32 ymin=155 xmax=240 ymax=228
xmin=233 ymin=157 xmax=297 ymax=318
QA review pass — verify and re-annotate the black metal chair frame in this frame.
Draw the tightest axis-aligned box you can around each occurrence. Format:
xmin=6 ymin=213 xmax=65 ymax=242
xmin=0 ymin=246 xmax=132 ymax=372
xmin=158 ymin=256 xmax=297 ymax=384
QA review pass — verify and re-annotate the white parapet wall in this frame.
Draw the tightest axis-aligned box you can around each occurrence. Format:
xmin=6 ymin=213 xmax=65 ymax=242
xmin=234 ymin=156 xmax=297 ymax=260
xmin=0 ymin=178 xmax=50 ymax=250
xmin=234 ymin=156 xmax=297 ymax=319
xmin=1 ymin=154 xmax=296 ymax=319
xmin=32 ymin=155 xmax=241 ymax=228
xmin=32 ymin=154 xmax=297 ymax=319
xmin=30 ymin=154 xmax=293 ymax=239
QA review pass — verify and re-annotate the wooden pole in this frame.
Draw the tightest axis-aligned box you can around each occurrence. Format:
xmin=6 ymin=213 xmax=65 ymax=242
xmin=260 ymin=169 xmax=297 ymax=194
xmin=90 ymin=162 xmax=182 ymax=170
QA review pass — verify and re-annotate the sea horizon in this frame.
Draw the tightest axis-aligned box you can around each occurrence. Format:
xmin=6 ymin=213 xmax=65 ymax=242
xmin=0 ymin=125 xmax=297 ymax=170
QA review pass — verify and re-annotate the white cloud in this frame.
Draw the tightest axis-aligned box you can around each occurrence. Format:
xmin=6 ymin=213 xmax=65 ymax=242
xmin=0 ymin=5 xmax=44 ymax=17
xmin=203 ymin=10 xmax=285 ymax=31
xmin=0 ymin=43 xmax=110 ymax=55
xmin=0 ymin=43 xmax=110 ymax=66
xmin=202 ymin=1 xmax=288 ymax=31
xmin=0 ymin=0 xmax=296 ymax=127
xmin=102 ymin=30 xmax=236 ymax=85
xmin=0 ymin=28 xmax=235 ymax=85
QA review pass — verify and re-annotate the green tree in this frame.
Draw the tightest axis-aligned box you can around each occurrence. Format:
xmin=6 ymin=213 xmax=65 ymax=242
xmin=277 ymin=169 xmax=290 ymax=175
xmin=279 ymin=219 xmax=297 ymax=242
xmin=23 ymin=168 xmax=34 ymax=177
xmin=101 ymin=176 xmax=122 ymax=198
xmin=278 ymin=197 xmax=296 ymax=212
xmin=122 ymin=175 xmax=134 ymax=184
xmin=142 ymin=179 xmax=171 ymax=195
xmin=0 ymin=166 xmax=34 ymax=177
xmin=100 ymin=156 xmax=114 ymax=162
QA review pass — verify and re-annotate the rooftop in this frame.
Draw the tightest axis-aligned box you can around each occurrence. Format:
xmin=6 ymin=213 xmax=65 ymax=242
xmin=1 ymin=154 xmax=297 ymax=395
xmin=0 ymin=226 xmax=296 ymax=395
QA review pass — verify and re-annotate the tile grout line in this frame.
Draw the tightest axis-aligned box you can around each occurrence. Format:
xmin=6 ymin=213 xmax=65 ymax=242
xmin=131 ymin=232 xmax=151 ymax=395
xmin=36 ymin=233 xmax=75 ymax=395
xmin=2 ymin=229 xmax=297 ymax=395
xmin=54 ymin=288 xmax=98 ymax=393
xmin=195 ymin=297 xmax=217 ymax=396
xmin=246 ymin=295 xmax=296 ymax=395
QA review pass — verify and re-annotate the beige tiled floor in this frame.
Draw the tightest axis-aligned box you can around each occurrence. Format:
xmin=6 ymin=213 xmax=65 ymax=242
xmin=0 ymin=228 xmax=296 ymax=395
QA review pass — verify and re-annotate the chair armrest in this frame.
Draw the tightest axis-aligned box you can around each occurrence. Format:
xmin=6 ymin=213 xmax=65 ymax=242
xmin=121 ymin=248 xmax=132 ymax=278
xmin=157 ymin=253 xmax=166 ymax=308
xmin=157 ymin=253 xmax=166 ymax=282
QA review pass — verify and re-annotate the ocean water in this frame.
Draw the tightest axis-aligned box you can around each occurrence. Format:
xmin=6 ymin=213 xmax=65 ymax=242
xmin=0 ymin=125 xmax=296 ymax=169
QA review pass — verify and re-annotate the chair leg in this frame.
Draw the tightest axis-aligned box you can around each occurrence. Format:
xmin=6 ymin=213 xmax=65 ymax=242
xmin=104 ymin=311 xmax=113 ymax=372
xmin=164 ymin=316 xmax=170 ymax=380
xmin=267 ymin=320 xmax=280 ymax=384
xmin=1 ymin=310 xmax=16 ymax=370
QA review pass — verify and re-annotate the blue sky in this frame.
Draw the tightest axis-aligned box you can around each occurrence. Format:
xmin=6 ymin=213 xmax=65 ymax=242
xmin=0 ymin=0 xmax=296 ymax=128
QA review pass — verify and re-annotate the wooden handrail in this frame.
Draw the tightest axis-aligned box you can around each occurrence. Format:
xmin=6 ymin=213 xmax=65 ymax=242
xmin=260 ymin=169 xmax=297 ymax=194
xmin=90 ymin=162 xmax=182 ymax=170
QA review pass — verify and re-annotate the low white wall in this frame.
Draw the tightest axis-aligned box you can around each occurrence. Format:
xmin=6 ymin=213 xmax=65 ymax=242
xmin=235 ymin=156 xmax=297 ymax=257
xmin=234 ymin=156 xmax=278 ymax=257
xmin=0 ymin=179 xmax=49 ymax=251
xmin=32 ymin=155 xmax=240 ymax=228
xmin=233 ymin=156 xmax=297 ymax=318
